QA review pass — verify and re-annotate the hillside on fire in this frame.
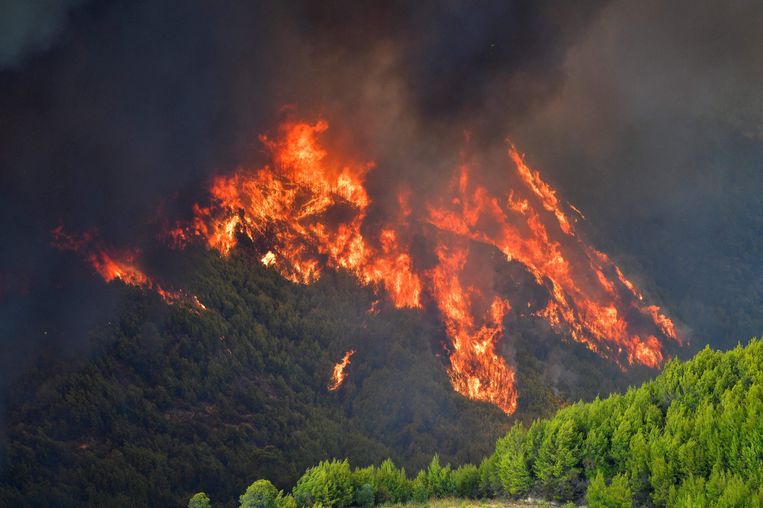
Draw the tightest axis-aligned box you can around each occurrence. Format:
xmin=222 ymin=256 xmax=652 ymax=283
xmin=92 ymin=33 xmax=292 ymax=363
xmin=1 ymin=1 xmax=763 ymax=508
xmin=0 ymin=244 xmax=651 ymax=506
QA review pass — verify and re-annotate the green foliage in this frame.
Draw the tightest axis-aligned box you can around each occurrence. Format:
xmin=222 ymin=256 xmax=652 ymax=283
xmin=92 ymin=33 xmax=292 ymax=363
xmin=424 ymin=454 xmax=455 ymax=498
xmin=225 ymin=339 xmax=763 ymax=508
xmin=354 ymin=483 xmax=374 ymax=508
xmin=482 ymin=339 xmax=763 ymax=507
xmin=411 ymin=470 xmax=429 ymax=503
xmin=0 ymin=248 xmax=512 ymax=506
xmin=586 ymin=471 xmax=632 ymax=508
xmin=476 ymin=455 xmax=501 ymax=497
xmin=277 ymin=494 xmax=297 ymax=508
xmin=496 ymin=424 xmax=531 ymax=497
xmin=451 ymin=463 xmax=479 ymax=498
xmin=4 ymin=241 xmax=763 ymax=508
xmin=351 ymin=465 xmax=376 ymax=506
xmin=372 ymin=459 xmax=410 ymax=503
xmin=188 ymin=491 xmax=211 ymax=508
xmin=292 ymin=459 xmax=353 ymax=508
xmin=240 ymin=479 xmax=280 ymax=508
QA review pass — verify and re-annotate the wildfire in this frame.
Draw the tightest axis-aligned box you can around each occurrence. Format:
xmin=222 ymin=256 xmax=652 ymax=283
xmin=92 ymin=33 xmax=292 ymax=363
xmin=170 ymin=120 xmax=422 ymax=307
xmin=51 ymin=226 xmax=205 ymax=310
xmin=328 ymin=349 xmax=355 ymax=391
xmin=166 ymin=118 xmax=681 ymax=413
xmin=56 ymin=117 xmax=681 ymax=415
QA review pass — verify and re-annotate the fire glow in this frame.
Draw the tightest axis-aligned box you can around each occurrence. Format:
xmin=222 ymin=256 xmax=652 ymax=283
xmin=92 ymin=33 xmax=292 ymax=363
xmin=52 ymin=226 xmax=206 ymax=310
xmin=165 ymin=118 xmax=681 ymax=414
xmin=328 ymin=349 xmax=355 ymax=391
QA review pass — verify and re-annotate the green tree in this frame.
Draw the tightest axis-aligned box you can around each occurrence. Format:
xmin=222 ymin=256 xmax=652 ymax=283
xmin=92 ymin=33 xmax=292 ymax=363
xmin=477 ymin=455 xmax=501 ymax=497
xmin=292 ymin=459 xmax=354 ymax=508
xmin=425 ymin=454 xmax=454 ymax=498
xmin=497 ymin=425 xmax=531 ymax=497
xmin=452 ymin=464 xmax=480 ymax=498
xmin=586 ymin=471 xmax=632 ymax=508
xmin=240 ymin=480 xmax=279 ymax=508
xmin=533 ymin=417 xmax=582 ymax=500
xmin=411 ymin=470 xmax=429 ymax=503
xmin=373 ymin=458 xmax=410 ymax=503
xmin=188 ymin=492 xmax=212 ymax=508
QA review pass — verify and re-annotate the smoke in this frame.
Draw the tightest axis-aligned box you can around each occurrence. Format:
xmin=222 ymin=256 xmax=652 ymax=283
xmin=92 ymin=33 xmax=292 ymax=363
xmin=510 ymin=0 xmax=763 ymax=347
xmin=0 ymin=0 xmax=85 ymax=68
xmin=0 ymin=0 xmax=761 ymax=392
xmin=0 ymin=0 xmax=610 ymax=379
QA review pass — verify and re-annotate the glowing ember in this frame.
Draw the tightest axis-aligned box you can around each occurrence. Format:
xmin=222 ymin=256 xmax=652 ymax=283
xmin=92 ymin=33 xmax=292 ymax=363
xmin=328 ymin=349 xmax=355 ymax=391
xmin=52 ymin=226 xmax=205 ymax=310
xmin=261 ymin=251 xmax=276 ymax=267
xmin=167 ymin=118 xmax=680 ymax=413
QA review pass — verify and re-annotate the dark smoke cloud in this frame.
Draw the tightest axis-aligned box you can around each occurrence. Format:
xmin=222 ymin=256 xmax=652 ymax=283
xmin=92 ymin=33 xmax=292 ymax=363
xmin=0 ymin=0 xmax=85 ymax=68
xmin=511 ymin=0 xmax=763 ymax=348
xmin=0 ymin=0 xmax=608 ymax=384
xmin=0 ymin=0 xmax=761 ymax=392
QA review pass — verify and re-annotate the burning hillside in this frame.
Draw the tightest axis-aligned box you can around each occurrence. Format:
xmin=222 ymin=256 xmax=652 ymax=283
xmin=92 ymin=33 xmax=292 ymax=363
xmin=54 ymin=117 xmax=681 ymax=415
xmin=168 ymin=118 xmax=683 ymax=413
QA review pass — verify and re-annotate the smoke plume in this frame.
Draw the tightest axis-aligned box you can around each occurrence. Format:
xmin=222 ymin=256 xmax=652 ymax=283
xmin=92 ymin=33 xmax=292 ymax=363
xmin=1 ymin=0 xmax=761 ymax=394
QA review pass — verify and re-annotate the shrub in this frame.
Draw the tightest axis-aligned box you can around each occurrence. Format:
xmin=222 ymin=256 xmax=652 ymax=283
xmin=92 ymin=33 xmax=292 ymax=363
xmin=292 ymin=459 xmax=354 ymax=508
xmin=240 ymin=479 xmax=280 ymax=508
xmin=188 ymin=492 xmax=212 ymax=508
xmin=374 ymin=459 xmax=411 ymax=503
xmin=586 ymin=471 xmax=632 ymax=508
xmin=452 ymin=464 xmax=480 ymax=498
xmin=355 ymin=483 xmax=374 ymax=508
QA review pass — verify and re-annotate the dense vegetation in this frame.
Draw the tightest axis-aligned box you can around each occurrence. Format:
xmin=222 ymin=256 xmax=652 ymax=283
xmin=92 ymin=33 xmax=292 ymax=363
xmin=0 ymin=245 xmax=637 ymax=507
xmin=200 ymin=339 xmax=763 ymax=507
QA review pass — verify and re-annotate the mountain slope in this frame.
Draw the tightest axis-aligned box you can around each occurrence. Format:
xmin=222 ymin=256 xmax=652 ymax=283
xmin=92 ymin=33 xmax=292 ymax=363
xmin=0 ymin=245 xmax=651 ymax=507
xmin=220 ymin=339 xmax=763 ymax=508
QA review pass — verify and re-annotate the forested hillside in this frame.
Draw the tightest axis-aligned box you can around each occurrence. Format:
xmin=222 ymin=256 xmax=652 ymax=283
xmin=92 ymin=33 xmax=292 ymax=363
xmin=218 ymin=339 xmax=763 ymax=508
xmin=481 ymin=338 xmax=763 ymax=506
xmin=0 ymin=245 xmax=642 ymax=507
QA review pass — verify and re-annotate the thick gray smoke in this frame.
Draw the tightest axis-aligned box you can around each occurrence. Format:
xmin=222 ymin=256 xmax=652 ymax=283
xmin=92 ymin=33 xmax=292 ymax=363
xmin=0 ymin=0 xmax=761 ymax=392
xmin=0 ymin=0 xmax=84 ymax=68
xmin=511 ymin=0 xmax=763 ymax=348
xmin=0 ymin=0 xmax=608 ymax=384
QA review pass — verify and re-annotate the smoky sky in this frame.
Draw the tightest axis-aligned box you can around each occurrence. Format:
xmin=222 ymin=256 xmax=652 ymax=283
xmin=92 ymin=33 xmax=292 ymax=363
xmin=0 ymin=0 xmax=762 ymax=385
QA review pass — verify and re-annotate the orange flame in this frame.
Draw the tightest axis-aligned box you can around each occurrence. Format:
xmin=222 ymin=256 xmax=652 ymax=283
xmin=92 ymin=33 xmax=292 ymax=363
xmin=171 ymin=120 xmax=422 ymax=307
xmin=52 ymin=226 xmax=205 ymax=310
xmin=328 ymin=349 xmax=355 ymax=391
xmin=164 ymin=118 xmax=681 ymax=414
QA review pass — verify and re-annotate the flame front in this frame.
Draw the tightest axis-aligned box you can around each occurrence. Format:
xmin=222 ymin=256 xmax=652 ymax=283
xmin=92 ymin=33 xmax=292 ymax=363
xmin=167 ymin=118 xmax=681 ymax=414
xmin=171 ymin=120 xmax=422 ymax=308
xmin=45 ymin=118 xmax=678 ymax=414
xmin=328 ymin=349 xmax=355 ymax=391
